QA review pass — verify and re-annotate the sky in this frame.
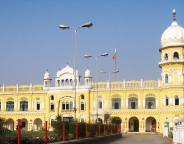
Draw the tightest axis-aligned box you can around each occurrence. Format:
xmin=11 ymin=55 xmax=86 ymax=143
xmin=0 ymin=0 xmax=184 ymax=86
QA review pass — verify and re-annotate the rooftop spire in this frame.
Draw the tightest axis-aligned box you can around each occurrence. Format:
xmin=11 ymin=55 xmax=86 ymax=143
xmin=173 ymin=9 xmax=176 ymax=21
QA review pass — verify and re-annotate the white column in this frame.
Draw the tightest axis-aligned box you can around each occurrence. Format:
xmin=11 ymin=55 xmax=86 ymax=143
xmin=30 ymin=83 xmax=32 ymax=91
xmin=121 ymin=100 xmax=123 ymax=107
xmin=123 ymin=80 xmax=125 ymax=88
xmin=3 ymin=84 xmax=5 ymax=92
xmin=42 ymin=102 xmax=44 ymax=108
xmin=158 ymin=78 xmax=160 ymax=87
xmin=16 ymin=84 xmax=19 ymax=93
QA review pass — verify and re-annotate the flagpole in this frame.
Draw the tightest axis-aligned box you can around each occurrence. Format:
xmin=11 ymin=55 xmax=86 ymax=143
xmin=115 ymin=49 xmax=117 ymax=81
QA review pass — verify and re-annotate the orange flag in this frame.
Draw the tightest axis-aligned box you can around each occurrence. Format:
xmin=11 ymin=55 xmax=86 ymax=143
xmin=112 ymin=54 xmax=116 ymax=60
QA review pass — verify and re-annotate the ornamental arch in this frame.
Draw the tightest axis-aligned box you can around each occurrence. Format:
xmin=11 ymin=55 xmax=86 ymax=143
xmin=33 ymin=118 xmax=42 ymax=131
xmin=6 ymin=118 xmax=14 ymax=131
xmin=145 ymin=116 xmax=156 ymax=132
xmin=128 ymin=116 xmax=139 ymax=132
xmin=21 ymin=118 xmax=28 ymax=131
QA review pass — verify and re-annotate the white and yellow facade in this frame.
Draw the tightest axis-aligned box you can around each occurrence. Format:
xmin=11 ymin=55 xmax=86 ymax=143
xmin=0 ymin=11 xmax=184 ymax=133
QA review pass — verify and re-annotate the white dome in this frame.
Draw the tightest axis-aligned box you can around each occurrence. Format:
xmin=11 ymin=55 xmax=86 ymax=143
xmin=84 ymin=68 xmax=91 ymax=77
xmin=56 ymin=64 xmax=79 ymax=77
xmin=56 ymin=69 xmax=61 ymax=77
xmin=44 ymin=70 xmax=51 ymax=80
xmin=161 ymin=21 xmax=184 ymax=47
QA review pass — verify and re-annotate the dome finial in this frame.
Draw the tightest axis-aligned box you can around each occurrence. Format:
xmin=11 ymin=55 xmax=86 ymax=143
xmin=173 ymin=9 xmax=176 ymax=21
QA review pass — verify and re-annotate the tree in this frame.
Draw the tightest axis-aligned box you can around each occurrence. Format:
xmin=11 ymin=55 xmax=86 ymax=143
xmin=0 ymin=117 xmax=7 ymax=140
xmin=104 ymin=114 xmax=110 ymax=124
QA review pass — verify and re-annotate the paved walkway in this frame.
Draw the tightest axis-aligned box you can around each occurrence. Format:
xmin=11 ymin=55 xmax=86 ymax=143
xmin=104 ymin=133 xmax=169 ymax=144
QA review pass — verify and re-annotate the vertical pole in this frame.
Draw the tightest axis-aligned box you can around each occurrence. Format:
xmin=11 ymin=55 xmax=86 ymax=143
xmin=98 ymin=125 xmax=100 ymax=136
xmin=86 ymin=124 xmax=88 ymax=138
xmin=74 ymin=29 xmax=77 ymax=121
xmin=62 ymin=123 xmax=66 ymax=141
xmin=76 ymin=123 xmax=78 ymax=139
xmin=109 ymin=73 xmax=111 ymax=118
xmin=17 ymin=119 xmax=20 ymax=144
xmin=104 ymin=125 xmax=106 ymax=135
xmin=45 ymin=121 xmax=48 ymax=144
xmin=96 ymin=57 xmax=98 ymax=122
xmin=111 ymin=124 xmax=112 ymax=134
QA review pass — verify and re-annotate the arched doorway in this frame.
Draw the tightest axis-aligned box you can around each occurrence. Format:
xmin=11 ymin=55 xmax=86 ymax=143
xmin=129 ymin=117 xmax=139 ymax=132
xmin=146 ymin=117 xmax=156 ymax=132
xmin=21 ymin=118 xmax=28 ymax=131
xmin=6 ymin=118 xmax=14 ymax=131
xmin=33 ymin=118 xmax=42 ymax=131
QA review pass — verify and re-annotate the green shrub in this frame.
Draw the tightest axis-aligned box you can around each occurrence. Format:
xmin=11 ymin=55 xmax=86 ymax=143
xmin=78 ymin=122 xmax=86 ymax=138
xmin=168 ymin=131 xmax=173 ymax=139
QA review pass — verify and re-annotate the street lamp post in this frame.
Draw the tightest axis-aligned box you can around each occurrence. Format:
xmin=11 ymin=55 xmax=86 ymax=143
xmin=59 ymin=22 xmax=93 ymax=121
xmin=84 ymin=53 xmax=108 ymax=123
xmin=100 ymin=70 xmax=119 ymax=122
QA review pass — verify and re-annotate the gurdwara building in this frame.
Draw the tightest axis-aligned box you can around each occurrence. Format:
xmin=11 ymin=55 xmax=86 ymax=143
xmin=0 ymin=11 xmax=184 ymax=133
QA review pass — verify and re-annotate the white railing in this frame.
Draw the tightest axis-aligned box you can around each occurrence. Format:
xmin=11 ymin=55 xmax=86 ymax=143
xmin=159 ymin=59 xmax=184 ymax=65
xmin=173 ymin=124 xmax=184 ymax=144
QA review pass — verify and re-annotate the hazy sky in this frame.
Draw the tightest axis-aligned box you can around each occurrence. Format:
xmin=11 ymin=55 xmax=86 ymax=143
xmin=1 ymin=0 xmax=184 ymax=86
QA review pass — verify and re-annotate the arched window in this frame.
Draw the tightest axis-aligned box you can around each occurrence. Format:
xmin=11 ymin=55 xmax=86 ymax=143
xmin=70 ymin=79 xmax=73 ymax=86
xmin=98 ymin=100 xmax=102 ymax=109
xmin=145 ymin=97 xmax=155 ymax=109
xmin=112 ymin=98 xmax=121 ymax=109
xmin=51 ymin=119 xmax=54 ymax=125
xmin=20 ymin=101 xmax=28 ymax=111
xmin=51 ymin=95 xmax=54 ymax=100
xmin=173 ymin=52 xmax=179 ymax=60
xmin=66 ymin=79 xmax=69 ymax=85
xmin=175 ymin=96 xmax=179 ymax=106
xmin=6 ymin=101 xmax=14 ymax=111
xmin=128 ymin=97 xmax=138 ymax=109
xmin=36 ymin=102 xmax=40 ymax=110
xmin=62 ymin=102 xmax=65 ymax=110
xmin=57 ymin=80 xmax=60 ymax=86
xmin=70 ymin=101 xmax=73 ymax=110
xmin=81 ymin=102 xmax=85 ymax=110
xmin=61 ymin=80 xmax=64 ymax=86
xmin=165 ymin=74 xmax=168 ymax=83
xmin=81 ymin=95 xmax=84 ymax=99
xmin=66 ymin=102 xmax=69 ymax=110
xmin=81 ymin=118 xmax=85 ymax=122
xmin=50 ymin=102 xmax=54 ymax=111
xmin=164 ymin=53 xmax=168 ymax=61
xmin=165 ymin=96 xmax=169 ymax=106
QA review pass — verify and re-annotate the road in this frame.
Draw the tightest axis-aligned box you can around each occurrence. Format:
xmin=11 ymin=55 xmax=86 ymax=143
xmin=104 ymin=133 xmax=169 ymax=144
